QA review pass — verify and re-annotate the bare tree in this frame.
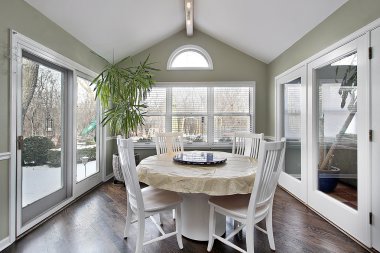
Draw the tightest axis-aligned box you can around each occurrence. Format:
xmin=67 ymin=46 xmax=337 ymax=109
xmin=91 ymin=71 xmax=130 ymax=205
xmin=22 ymin=58 xmax=39 ymax=123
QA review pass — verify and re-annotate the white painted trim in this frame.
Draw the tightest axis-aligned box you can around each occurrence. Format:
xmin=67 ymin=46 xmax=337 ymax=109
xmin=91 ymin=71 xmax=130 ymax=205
xmin=274 ymin=65 xmax=306 ymax=140
xmin=0 ymin=236 xmax=10 ymax=252
xmin=251 ymin=85 xmax=256 ymax=133
xmin=101 ymin=123 xmax=107 ymax=182
xmin=0 ymin=153 xmax=11 ymax=161
xmin=275 ymin=65 xmax=308 ymax=203
xmin=103 ymin=134 xmax=113 ymax=180
xmin=103 ymin=172 xmax=114 ymax=182
xmin=9 ymin=29 xmax=18 ymax=246
xmin=156 ymin=81 xmax=255 ymax=87
xmin=167 ymin=45 xmax=213 ymax=70
xmin=370 ymin=26 xmax=380 ymax=251
xmin=106 ymin=136 xmax=117 ymax=141
xmin=11 ymin=31 xmax=98 ymax=77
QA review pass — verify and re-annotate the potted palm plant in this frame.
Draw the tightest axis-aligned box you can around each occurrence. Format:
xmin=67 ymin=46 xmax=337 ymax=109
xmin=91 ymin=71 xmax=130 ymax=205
xmin=91 ymin=56 xmax=158 ymax=182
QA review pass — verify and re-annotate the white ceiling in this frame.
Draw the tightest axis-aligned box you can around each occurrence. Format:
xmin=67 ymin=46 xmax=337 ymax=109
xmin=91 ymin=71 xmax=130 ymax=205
xmin=25 ymin=0 xmax=347 ymax=64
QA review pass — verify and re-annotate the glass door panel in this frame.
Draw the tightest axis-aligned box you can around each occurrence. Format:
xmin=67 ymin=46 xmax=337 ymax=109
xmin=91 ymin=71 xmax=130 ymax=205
xmin=316 ymin=52 xmax=358 ymax=209
xmin=283 ymin=78 xmax=302 ymax=180
xmin=276 ymin=66 xmax=307 ymax=202
xmin=76 ymin=77 xmax=98 ymax=182
xmin=19 ymin=51 xmax=68 ymax=224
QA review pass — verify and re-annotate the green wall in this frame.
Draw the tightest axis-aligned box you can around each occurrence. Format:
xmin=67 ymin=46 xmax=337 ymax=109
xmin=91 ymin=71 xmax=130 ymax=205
xmin=267 ymin=0 xmax=380 ymax=135
xmin=0 ymin=0 xmax=107 ymax=242
xmin=120 ymin=29 xmax=268 ymax=134
xmin=0 ymin=0 xmax=107 ymax=153
xmin=0 ymin=160 xmax=9 ymax=240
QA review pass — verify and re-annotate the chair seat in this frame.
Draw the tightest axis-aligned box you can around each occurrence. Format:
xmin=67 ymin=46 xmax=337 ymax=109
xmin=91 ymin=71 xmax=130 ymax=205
xmin=142 ymin=186 xmax=182 ymax=212
xmin=209 ymin=194 xmax=268 ymax=220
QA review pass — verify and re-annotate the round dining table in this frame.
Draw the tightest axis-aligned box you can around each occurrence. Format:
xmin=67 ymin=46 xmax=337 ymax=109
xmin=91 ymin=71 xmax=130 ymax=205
xmin=137 ymin=151 xmax=257 ymax=241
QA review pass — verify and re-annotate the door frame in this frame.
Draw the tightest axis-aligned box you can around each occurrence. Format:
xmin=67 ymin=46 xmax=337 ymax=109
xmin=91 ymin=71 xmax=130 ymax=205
xmin=10 ymin=31 xmax=103 ymax=236
xmin=307 ymin=35 xmax=371 ymax=246
xmin=275 ymin=65 xmax=307 ymax=202
xmin=16 ymin=50 xmax=73 ymax=225
xmin=370 ymin=26 xmax=380 ymax=251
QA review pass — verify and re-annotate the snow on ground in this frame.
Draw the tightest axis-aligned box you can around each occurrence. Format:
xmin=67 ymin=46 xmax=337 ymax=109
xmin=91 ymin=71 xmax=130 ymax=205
xmin=22 ymin=160 xmax=97 ymax=207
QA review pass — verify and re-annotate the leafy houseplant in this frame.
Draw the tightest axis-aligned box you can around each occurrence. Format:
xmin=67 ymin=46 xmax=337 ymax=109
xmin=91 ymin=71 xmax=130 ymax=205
xmin=91 ymin=56 xmax=157 ymax=136
xmin=91 ymin=56 xmax=158 ymax=181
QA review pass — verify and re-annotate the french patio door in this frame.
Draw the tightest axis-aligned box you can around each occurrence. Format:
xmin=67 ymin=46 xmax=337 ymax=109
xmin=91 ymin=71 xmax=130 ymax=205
xmin=307 ymin=35 xmax=371 ymax=246
xmin=16 ymin=51 xmax=72 ymax=231
xmin=370 ymin=26 xmax=380 ymax=251
xmin=276 ymin=66 xmax=307 ymax=202
xmin=73 ymin=74 xmax=102 ymax=197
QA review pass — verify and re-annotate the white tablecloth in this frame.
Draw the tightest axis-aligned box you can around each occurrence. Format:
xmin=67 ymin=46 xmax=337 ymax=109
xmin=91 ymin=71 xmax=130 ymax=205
xmin=137 ymin=151 xmax=257 ymax=196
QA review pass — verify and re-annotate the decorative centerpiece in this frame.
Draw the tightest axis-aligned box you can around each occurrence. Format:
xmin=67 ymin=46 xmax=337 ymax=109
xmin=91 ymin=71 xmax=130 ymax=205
xmin=173 ymin=152 xmax=226 ymax=165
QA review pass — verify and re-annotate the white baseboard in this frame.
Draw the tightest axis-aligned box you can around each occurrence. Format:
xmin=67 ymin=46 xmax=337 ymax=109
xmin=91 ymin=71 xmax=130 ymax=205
xmin=0 ymin=236 xmax=11 ymax=251
xmin=103 ymin=173 xmax=114 ymax=182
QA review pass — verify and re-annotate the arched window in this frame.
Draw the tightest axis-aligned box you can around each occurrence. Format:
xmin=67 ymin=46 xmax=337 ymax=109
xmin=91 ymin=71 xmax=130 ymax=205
xmin=167 ymin=45 xmax=213 ymax=70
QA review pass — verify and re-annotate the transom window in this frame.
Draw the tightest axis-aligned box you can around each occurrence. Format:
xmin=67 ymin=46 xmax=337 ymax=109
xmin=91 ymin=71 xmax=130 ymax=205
xmin=167 ymin=45 xmax=213 ymax=70
xmin=133 ymin=82 xmax=255 ymax=146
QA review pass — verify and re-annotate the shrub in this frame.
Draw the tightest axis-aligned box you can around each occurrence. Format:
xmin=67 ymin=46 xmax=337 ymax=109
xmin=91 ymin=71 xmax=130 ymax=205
xmin=22 ymin=136 xmax=54 ymax=166
xmin=46 ymin=147 xmax=96 ymax=167
xmin=47 ymin=150 xmax=61 ymax=167
xmin=76 ymin=147 xmax=96 ymax=164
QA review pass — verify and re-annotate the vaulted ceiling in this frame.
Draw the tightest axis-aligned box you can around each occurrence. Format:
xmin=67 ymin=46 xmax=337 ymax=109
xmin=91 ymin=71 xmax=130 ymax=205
xmin=25 ymin=0 xmax=347 ymax=64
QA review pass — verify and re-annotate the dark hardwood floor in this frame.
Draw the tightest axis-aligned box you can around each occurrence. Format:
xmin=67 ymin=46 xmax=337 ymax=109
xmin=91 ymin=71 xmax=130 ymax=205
xmin=3 ymin=181 xmax=371 ymax=253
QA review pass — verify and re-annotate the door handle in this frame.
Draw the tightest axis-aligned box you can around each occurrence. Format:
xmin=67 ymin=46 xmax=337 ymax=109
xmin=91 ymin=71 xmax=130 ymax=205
xmin=17 ymin=136 xmax=24 ymax=150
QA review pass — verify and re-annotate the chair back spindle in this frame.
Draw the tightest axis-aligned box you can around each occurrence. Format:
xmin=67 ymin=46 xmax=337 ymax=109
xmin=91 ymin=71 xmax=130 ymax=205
xmin=155 ymin=133 xmax=184 ymax=155
xmin=232 ymin=132 xmax=264 ymax=159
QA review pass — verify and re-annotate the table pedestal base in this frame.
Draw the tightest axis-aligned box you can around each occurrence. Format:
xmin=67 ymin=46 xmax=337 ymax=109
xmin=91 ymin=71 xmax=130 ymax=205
xmin=181 ymin=193 xmax=225 ymax=241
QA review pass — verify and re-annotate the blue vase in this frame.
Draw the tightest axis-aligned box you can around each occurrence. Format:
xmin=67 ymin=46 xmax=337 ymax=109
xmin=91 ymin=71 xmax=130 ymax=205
xmin=318 ymin=166 xmax=340 ymax=193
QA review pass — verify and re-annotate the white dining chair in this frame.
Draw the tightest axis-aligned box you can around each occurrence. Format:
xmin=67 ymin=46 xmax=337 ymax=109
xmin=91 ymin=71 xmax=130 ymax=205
xmin=155 ymin=132 xmax=184 ymax=220
xmin=207 ymin=138 xmax=286 ymax=253
xmin=232 ymin=132 xmax=264 ymax=159
xmin=232 ymin=132 xmax=265 ymax=232
xmin=117 ymin=138 xmax=183 ymax=253
xmin=155 ymin=132 xmax=184 ymax=155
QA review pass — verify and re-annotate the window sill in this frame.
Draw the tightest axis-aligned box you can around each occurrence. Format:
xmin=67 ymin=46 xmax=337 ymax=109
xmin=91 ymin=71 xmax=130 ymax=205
xmin=134 ymin=142 xmax=233 ymax=150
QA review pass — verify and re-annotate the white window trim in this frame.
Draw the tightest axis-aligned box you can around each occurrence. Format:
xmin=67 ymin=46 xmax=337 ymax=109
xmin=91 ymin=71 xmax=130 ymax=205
xmin=167 ymin=45 xmax=214 ymax=70
xmin=135 ymin=81 xmax=255 ymax=149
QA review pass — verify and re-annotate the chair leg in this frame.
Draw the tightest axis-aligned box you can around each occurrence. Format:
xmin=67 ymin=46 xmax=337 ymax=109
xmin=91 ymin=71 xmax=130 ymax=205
xmin=173 ymin=209 xmax=176 ymax=220
xmin=246 ymin=223 xmax=255 ymax=253
xmin=124 ymin=201 xmax=132 ymax=238
xmin=158 ymin=213 xmax=163 ymax=225
xmin=175 ymin=206 xmax=183 ymax=249
xmin=135 ymin=214 xmax=145 ymax=253
xmin=266 ymin=207 xmax=276 ymax=250
xmin=207 ymin=206 xmax=216 ymax=252
xmin=234 ymin=220 xmax=243 ymax=240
